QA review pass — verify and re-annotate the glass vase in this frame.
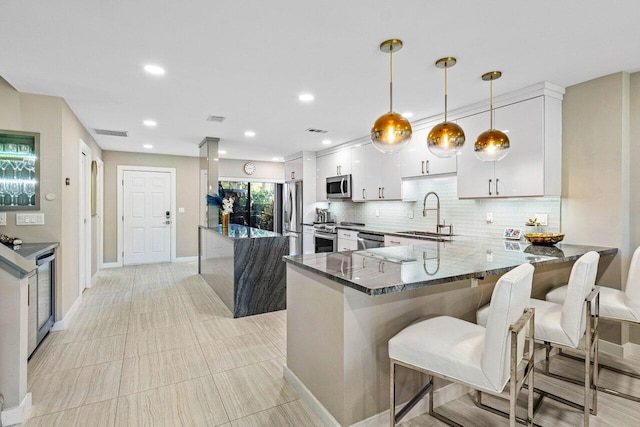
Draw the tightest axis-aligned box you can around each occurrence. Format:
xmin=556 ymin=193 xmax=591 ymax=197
xmin=222 ymin=213 xmax=230 ymax=228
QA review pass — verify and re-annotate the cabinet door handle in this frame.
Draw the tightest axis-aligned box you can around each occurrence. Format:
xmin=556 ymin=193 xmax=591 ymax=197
xmin=291 ymin=171 xmax=294 ymax=180
xmin=421 ymin=161 xmax=425 ymax=174
xmin=382 ymin=187 xmax=385 ymax=198
xmin=390 ymin=240 xmax=401 ymax=244
xmin=496 ymin=178 xmax=500 ymax=196
xmin=362 ymin=188 xmax=366 ymax=199
xmin=489 ymin=179 xmax=492 ymax=196
xmin=426 ymin=160 xmax=430 ymax=174
xmin=378 ymin=187 xmax=382 ymax=198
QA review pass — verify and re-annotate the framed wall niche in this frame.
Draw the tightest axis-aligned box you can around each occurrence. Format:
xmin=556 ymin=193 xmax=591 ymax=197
xmin=0 ymin=130 xmax=40 ymax=210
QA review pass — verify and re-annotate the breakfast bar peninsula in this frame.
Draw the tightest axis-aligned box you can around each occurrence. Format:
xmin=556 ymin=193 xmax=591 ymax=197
xmin=283 ymin=237 xmax=616 ymax=426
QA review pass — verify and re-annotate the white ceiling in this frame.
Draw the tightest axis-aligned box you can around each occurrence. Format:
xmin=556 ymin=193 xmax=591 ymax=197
xmin=1 ymin=1 xmax=640 ymax=161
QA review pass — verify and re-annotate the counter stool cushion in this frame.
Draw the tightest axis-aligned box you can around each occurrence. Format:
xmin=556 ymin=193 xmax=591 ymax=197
xmin=477 ymin=252 xmax=600 ymax=349
xmin=546 ymin=285 xmax=639 ymax=323
xmin=390 ymin=263 xmax=534 ymax=394
xmin=389 ymin=316 xmax=493 ymax=391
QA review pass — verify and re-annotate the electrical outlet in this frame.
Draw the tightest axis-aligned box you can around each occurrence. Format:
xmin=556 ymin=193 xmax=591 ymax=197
xmin=535 ymin=213 xmax=548 ymax=226
xmin=486 ymin=212 xmax=493 ymax=223
xmin=408 ymin=210 xmax=414 ymax=219
xmin=0 ymin=212 xmax=6 ymax=226
xmin=375 ymin=209 xmax=380 ymax=217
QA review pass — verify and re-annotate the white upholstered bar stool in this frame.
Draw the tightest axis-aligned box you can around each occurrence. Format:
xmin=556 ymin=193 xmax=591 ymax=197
xmin=546 ymin=246 xmax=640 ymax=401
xmin=477 ymin=251 xmax=600 ymax=427
xmin=389 ymin=263 xmax=535 ymax=427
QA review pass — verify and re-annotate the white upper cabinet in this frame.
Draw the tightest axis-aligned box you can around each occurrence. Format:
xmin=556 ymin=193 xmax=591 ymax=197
xmin=456 ymin=94 xmax=562 ymax=198
xmin=284 ymin=157 xmax=303 ymax=181
xmin=456 ymin=111 xmax=494 ymax=198
xmin=350 ymin=143 xmax=402 ymax=201
xmin=401 ymin=125 xmax=457 ymax=178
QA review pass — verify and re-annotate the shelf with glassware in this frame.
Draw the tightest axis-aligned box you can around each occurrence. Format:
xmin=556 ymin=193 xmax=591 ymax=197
xmin=0 ymin=130 xmax=40 ymax=210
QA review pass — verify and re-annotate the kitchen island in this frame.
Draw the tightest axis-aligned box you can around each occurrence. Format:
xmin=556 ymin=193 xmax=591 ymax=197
xmin=198 ymin=224 xmax=288 ymax=318
xmin=283 ymin=237 xmax=617 ymax=426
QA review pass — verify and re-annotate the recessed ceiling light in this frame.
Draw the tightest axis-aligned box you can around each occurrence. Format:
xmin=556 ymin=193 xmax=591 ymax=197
xmin=244 ymin=131 xmax=256 ymax=137
xmin=213 ymin=158 xmax=219 ymax=161
xmin=298 ymin=93 xmax=315 ymax=102
xmin=143 ymin=120 xmax=157 ymax=127
xmin=322 ymin=139 xmax=332 ymax=145
xmin=143 ymin=64 xmax=165 ymax=75
xmin=402 ymin=112 xmax=414 ymax=118
xmin=503 ymin=129 xmax=510 ymax=133
xmin=143 ymin=144 xmax=153 ymax=149
xmin=219 ymin=150 xmax=227 ymax=154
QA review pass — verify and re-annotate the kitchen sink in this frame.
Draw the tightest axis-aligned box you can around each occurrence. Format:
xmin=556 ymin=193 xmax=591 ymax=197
xmin=396 ymin=231 xmax=454 ymax=242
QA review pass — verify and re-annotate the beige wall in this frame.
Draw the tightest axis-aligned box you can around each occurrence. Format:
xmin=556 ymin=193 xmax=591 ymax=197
xmin=219 ymin=159 xmax=284 ymax=181
xmin=0 ymin=76 xmax=102 ymax=321
xmin=561 ymin=72 xmax=634 ymax=344
xmin=102 ymin=151 xmax=200 ymax=262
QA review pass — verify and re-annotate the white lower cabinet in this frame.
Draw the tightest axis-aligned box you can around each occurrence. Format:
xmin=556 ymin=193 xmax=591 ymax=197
xmin=303 ymin=225 xmax=315 ymax=254
xmin=338 ymin=229 xmax=358 ymax=251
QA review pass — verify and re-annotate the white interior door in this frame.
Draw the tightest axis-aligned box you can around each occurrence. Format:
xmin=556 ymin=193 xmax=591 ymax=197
xmin=123 ymin=170 xmax=171 ymax=265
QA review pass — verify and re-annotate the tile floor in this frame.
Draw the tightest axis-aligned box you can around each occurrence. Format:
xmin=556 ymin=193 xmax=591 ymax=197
xmin=24 ymin=262 xmax=640 ymax=426
xmin=25 ymin=263 xmax=321 ymax=427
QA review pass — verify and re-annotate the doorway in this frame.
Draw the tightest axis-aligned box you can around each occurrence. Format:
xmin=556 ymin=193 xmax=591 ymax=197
xmin=79 ymin=140 xmax=91 ymax=294
xmin=117 ymin=166 xmax=177 ymax=266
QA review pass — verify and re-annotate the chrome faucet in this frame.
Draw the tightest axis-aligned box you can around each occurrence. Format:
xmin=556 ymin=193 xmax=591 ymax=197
xmin=422 ymin=191 xmax=453 ymax=235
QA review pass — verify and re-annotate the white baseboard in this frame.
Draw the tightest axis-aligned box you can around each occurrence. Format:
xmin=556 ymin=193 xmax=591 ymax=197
xmin=51 ymin=294 xmax=82 ymax=331
xmin=174 ymin=256 xmax=197 ymax=263
xmin=91 ymin=272 xmax=100 ymax=287
xmin=283 ymin=364 xmax=471 ymax=427
xmin=102 ymin=262 xmax=121 ymax=269
xmin=1 ymin=392 xmax=32 ymax=426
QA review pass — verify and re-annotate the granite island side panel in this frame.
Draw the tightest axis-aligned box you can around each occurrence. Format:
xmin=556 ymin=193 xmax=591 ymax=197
xmin=199 ymin=225 xmax=288 ymax=317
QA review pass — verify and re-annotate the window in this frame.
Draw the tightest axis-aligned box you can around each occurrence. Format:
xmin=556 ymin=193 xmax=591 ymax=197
xmin=219 ymin=181 xmax=278 ymax=231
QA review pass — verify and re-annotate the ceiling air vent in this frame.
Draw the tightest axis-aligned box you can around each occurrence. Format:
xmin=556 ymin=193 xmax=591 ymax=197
xmin=306 ymin=128 xmax=328 ymax=134
xmin=93 ymin=129 xmax=128 ymax=137
xmin=206 ymin=115 xmax=226 ymax=122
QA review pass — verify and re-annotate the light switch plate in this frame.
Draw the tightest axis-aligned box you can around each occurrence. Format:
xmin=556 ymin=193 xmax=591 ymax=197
xmin=178 ymin=207 xmax=185 ymax=214
xmin=0 ymin=212 xmax=6 ymax=226
xmin=486 ymin=212 xmax=493 ymax=223
xmin=535 ymin=213 xmax=548 ymax=226
xmin=16 ymin=213 xmax=44 ymax=225
xmin=375 ymin=209 xmax=380 ymax=217
xmin=408 ymin=210 xmax=414 ymax=219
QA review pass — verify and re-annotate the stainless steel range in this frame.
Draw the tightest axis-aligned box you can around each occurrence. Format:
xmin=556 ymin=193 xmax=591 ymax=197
xmin=313 ymin=222 xmax=337 ymax=253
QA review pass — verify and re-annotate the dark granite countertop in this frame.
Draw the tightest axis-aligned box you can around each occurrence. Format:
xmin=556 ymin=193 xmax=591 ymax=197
xmin=199 ymin=224 xmax=282 ymax=239
xmin=13 ymin=242 xmax=58 ymax=260
xmin=283 ymin=236 xmax=618 ymax=296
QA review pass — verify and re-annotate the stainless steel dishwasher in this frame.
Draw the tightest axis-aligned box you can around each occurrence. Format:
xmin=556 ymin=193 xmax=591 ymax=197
xmin=357 ymin=232 xmax=385 ymax=249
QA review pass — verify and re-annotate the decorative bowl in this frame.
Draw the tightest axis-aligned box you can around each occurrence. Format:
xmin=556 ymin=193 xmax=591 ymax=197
xmin=524 ymin=233 xmax=565 ymax=246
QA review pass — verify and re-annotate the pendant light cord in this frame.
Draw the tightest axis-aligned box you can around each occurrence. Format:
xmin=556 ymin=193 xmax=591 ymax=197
xmin=444 ymin=64 xmax=448 ymax=122
xmin=490 ymin=78 xmax=494 ymax=129
xmin=389 ymin=46 xmax=394 ymax=112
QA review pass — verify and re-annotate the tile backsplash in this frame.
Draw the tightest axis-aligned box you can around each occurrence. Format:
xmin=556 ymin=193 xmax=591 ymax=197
xmin=328 ymin=176 xmax=561 ymax=239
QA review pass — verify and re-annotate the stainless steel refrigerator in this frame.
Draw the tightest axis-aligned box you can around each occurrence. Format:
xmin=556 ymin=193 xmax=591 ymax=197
xmin=283 ymin=180 xmax=303 ymax=256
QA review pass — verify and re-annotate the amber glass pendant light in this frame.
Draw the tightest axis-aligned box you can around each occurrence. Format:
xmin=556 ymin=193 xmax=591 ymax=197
xmin=371 ymin=39 xmax=412 ymax=154
xmin=474 ymin=71 xmax=510 ymax=161
xmin=427 ymin=57 xmax=465 ymax=158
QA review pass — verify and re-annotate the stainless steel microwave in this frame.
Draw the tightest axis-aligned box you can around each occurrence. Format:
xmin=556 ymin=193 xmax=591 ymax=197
xmin=326 ymin=174 xmax=352 ymax=199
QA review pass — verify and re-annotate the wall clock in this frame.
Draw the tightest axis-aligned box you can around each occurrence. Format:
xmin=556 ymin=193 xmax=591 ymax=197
xmin=244 ymin=162 xmax=256 ymax=175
